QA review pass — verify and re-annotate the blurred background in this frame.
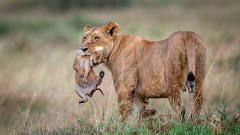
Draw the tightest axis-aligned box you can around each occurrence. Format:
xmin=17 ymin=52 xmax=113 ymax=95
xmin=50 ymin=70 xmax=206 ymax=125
xmin=0 ymin=0 xmax=240 ymax=134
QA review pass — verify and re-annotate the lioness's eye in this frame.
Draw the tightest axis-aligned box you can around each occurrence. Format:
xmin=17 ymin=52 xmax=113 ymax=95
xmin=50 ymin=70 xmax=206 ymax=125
xmin=94 ymin=36 xmax=100 ymax=40
xmin=82 ymin=36 xmax=86 ymax=41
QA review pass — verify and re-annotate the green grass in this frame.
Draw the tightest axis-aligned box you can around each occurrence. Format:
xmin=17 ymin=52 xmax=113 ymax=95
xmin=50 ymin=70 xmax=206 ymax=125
xmin=29 ymin=110 xmax=240 ymax=135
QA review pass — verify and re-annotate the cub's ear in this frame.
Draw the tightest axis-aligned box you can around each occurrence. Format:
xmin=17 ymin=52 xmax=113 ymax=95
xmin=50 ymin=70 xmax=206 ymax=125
xmin=104 ymin=22 xmax=119 ymax=38
xmin=84 ymin=24 xmax=92 ymax=33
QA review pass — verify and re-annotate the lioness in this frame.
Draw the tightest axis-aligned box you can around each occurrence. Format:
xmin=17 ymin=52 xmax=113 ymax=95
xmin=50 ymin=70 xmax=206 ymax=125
xmin=81 ymin=22 xmax=206 ymax=120
xmin=73 ymin=50 xmax=105 ymax=103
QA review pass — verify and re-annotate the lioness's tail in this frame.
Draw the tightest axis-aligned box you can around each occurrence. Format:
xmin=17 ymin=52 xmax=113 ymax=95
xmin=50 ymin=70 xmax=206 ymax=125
xmin=185 ymin=33 xmax=196 ymax=93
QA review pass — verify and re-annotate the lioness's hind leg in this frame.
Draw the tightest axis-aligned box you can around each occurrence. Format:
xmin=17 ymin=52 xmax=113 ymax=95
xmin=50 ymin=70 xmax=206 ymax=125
xmin=190 ymin=52 xmax=205 ymax=120
xmin=168 ymin=93 xmax=186 ymax=122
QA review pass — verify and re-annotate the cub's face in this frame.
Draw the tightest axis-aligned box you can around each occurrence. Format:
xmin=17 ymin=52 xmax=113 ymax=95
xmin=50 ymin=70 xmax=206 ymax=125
xmin=90 ymin=52 xmax=104 ymax=66
xmin=81 ymin=22 xmax=119 ymax=61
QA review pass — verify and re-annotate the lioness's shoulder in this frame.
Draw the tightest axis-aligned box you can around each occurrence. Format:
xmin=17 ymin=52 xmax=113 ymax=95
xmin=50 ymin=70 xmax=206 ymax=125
xmin=120 ymin=33 xmax=145 ymax=42
xmin=169 ymin=31 xmax=202 ymax=39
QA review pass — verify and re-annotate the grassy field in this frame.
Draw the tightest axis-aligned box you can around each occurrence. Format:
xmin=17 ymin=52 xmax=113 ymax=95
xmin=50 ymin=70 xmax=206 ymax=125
xmin=0 ymin=0 xmax=240 ymax=134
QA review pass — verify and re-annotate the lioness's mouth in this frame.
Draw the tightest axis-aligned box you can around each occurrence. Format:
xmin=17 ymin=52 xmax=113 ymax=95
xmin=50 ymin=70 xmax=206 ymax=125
xmin=94 ymin=46 xmax=104 ymax=51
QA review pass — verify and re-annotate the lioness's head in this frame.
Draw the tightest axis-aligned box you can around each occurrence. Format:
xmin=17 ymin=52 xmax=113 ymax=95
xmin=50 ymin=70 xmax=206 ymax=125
xmin=81 ymin=22 xmax=119 ymax=61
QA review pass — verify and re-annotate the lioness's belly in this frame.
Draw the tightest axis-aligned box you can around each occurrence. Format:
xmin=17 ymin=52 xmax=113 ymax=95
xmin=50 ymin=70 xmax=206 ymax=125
xmin=136 ymin=61 xmax=169 ymax=98
xmin=135 ymin=42 xmax=170 ymax=98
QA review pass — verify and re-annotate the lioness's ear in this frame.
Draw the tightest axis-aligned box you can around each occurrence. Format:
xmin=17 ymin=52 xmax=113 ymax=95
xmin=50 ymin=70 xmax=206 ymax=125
xmin=84 ymin=24 xmax=92 ymax=33
xmin=104 ymin=22 xmax=119 ymax=38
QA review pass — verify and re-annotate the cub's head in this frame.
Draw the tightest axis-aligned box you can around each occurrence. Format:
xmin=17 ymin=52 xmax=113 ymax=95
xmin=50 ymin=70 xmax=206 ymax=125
xmin=81 ymin=21 xmax=119 ymax=61
xmin=90 ymin=52 xmax=104 ymax=66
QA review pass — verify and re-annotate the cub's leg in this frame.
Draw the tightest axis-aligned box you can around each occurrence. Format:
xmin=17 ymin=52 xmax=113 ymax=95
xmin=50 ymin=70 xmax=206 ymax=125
xmin=96 ymin=71 xmax=105 ymax=86
xmin=86 ymin=71 xmax=105 ymax=97
xmin=87 ymin=88 xmax=104 ymax=97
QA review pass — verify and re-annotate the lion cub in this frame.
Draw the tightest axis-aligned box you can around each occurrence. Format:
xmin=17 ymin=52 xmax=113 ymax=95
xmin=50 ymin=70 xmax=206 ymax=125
xmin=73 ymin=50 xmax=104 ymax=104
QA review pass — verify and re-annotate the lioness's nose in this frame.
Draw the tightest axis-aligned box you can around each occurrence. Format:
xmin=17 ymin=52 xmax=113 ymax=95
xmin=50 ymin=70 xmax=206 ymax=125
xmin=82 ymin=47 xmax=88 ymax=52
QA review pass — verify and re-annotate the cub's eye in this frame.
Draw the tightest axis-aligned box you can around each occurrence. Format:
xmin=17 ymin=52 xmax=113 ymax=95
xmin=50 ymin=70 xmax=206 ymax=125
xmin=94 ymin=36 xmax=100 ymax=40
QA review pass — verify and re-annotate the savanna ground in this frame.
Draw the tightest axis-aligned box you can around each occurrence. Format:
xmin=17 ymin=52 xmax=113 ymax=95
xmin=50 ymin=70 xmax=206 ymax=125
xmin=0 ymin=0 xmax=240 ymax=134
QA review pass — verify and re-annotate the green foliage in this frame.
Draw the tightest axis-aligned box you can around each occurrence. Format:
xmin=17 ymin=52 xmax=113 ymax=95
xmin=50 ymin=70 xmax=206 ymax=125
xmin=68 ymin=15 xmax=100 ymax=30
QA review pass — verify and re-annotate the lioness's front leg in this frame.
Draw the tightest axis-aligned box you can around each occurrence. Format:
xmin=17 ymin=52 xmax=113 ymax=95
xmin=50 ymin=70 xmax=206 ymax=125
xmin=133 ymin=94 xmax=157 ymax=119
xmin=114 ymin=71 xmax=137 ymax=120
xmin=116 ymin=86 xmax=134 ymax=120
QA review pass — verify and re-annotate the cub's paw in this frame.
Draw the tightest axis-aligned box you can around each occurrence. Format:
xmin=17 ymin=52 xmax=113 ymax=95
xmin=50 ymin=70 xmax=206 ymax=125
xmin=79 ymin=100 xmax=86 ymax=104
xmin=99 ymin=71 xmax=105 ymax=78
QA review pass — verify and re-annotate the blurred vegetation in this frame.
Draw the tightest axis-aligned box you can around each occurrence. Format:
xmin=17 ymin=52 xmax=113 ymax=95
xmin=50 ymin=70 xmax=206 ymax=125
xmin=0 ymin=0 xmax=131 ymax=12
xmin=0 ymin=0 xmax=240 ymax=134
xmin=217 ymin=54 xmax=240 ymax=72
xmin=1 ymin=0 xmax=239 ymax=12
xmin=0 ymin=16 xmax=100 ymax=37
xmin=0 ymin=19 xmax=54 ymax=36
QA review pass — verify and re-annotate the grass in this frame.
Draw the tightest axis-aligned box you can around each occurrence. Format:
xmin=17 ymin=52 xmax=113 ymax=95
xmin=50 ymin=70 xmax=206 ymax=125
xmin=0 ymin=1 xmax=240 ymax=134
xmin=28 ymin=109 xmax=240 ymax=135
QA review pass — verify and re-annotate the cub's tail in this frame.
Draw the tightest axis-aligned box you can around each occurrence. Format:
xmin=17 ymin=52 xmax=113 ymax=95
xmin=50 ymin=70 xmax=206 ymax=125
xmin=185 ymin=33 xmax=196 ymax=93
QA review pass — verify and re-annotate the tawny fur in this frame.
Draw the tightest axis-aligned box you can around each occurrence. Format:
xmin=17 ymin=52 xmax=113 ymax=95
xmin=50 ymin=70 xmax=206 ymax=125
xmin=81 ymin=22 xmax=206 ymax=120
xmin=73 ymin=52 xmax=104 ymax=104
